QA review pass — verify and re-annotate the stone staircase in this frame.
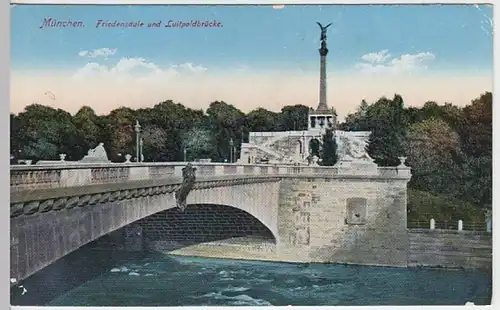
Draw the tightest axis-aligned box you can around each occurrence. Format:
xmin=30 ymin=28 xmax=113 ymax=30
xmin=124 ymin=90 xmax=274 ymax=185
xmin=269 ymin=136 xmax=310 ymax=161
xmin=261 ymin=133 xmax=292 ymax=148
xmin=247 ymin=143 xmax=284 ymax=160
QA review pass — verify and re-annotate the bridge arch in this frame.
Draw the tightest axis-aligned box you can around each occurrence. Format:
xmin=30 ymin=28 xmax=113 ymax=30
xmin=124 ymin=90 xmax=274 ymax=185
xmin=135 ymin=203 xmax=277 ymax=252
xmin=185 ymin=184 xmax=280 ymax=240
xmin=10 ymin=180 xmax=281 ymax=282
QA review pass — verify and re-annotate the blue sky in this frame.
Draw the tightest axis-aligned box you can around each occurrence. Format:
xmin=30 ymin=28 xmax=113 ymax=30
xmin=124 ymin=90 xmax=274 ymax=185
xmin=11 ymin=4 xmax=493 ymax=73
xmin=10 ymin=4 xmax=493 ymax=118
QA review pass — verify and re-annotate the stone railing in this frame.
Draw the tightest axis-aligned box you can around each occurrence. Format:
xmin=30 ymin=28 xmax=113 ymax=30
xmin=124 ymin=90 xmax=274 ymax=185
xmin=10 ymin=162 xmax=412 ymax=191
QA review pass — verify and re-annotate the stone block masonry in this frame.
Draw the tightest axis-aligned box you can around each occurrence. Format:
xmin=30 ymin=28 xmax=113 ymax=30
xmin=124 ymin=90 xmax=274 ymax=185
xmin=408 ymin=229 xmax=492 ymax=270
xmin=136 ymin=204 xmax=274 ymax=252
xmin=276 ymin=177 xmax=409 ymax=267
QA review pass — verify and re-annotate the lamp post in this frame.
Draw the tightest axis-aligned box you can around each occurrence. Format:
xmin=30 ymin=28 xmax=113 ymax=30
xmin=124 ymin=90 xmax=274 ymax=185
xmin=139 ymin=138 xmax=144 ymax=162
xmin=134 ymin=120 xmax=141 ymax=162
xmin=301 ymin=132 xmax=305 ymax=160
xmin=229 ymin=138 xmax=234 ymax=163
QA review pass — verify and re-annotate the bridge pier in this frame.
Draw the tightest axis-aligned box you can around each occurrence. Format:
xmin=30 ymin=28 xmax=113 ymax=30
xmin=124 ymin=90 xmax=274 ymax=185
xmin=274 ymin=175 xmax=410 ymax=267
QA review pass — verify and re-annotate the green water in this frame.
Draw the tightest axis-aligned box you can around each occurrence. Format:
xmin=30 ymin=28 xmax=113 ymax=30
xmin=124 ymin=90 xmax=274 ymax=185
xmin=11 ymin=248 xmax=492 ymax=306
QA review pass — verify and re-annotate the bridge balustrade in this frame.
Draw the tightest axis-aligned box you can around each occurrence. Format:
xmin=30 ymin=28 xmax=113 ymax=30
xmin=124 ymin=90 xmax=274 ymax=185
xmin=10 ymin=162 xmax=411 ymax=191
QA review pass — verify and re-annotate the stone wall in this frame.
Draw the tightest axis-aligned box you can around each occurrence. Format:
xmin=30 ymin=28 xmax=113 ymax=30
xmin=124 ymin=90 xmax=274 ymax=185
xmin=136 ymin=204 xmax=275 ymax=252
xmin=408 ymin=229 xmax=492 ymax=269
xmin=276 ymin=177 xmax=409 ymax=267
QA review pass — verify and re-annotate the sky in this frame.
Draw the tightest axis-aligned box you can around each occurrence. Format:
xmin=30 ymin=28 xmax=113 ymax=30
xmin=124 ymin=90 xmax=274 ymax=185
xmin=10 ymin=4 xmax=493 ymax=120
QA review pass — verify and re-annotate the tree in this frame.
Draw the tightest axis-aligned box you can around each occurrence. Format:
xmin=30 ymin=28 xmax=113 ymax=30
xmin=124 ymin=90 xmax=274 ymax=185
xmin=321 ymin=128 xmax=338 ymax=166
xmin=245 ymin=108 xmax=279 ymax=132
xmin=277 ymin=105 xmax=309 ymax=131
xmin=140 ymin=125 xmax=169 ymax=162
xmin=341 ymin=95 xmax=409 ymax=166
xmin=458 ymin=155 xmax=492 ymax=206
xmin=13 ymin=104 xmax=79 ymax=161
xmin=183 ymin=127 xmax=215 ymax=160
xmin=103 ymin=107 xmax=136 ymax=162
xmin=342 ymin=99 xmax=370 ymax=131
xmin=404 ymin=117 xmax=461 ymax=195
xmin=72 ymin=106 xmax=104 ymax=159
xmin=206 ymin=101 xmax=245 ymax=162
xmin=10 ymin=113 xmax=26 ymax=160
xmin=148 ymin=100 xmax=207 ymax=161
xmin=404 ymin=107 xmax=426 ymax=126
xmin=460 ymin=92 xmax=492 ymax=158
xmin=364 ymin=95 xmax=408 ymax=166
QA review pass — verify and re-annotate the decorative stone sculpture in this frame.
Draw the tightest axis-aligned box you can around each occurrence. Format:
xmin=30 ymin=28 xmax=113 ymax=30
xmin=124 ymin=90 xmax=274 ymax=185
xmin=398 ymin=156 xmax=407 ymax=167
xmin=175 ymin=163 xmax=197 ymax=212
xmin=79 ymin=143 xmax=111 ymax=163
xmin=59 ymin=154 xmax=66 ymax=161
xmin=310 ymin=155 xmax=320 ymax=166
xmin=337 ymin=134 xmax=373 ymax=162
xmin=124 ymin=154 xmax=132 ymax=163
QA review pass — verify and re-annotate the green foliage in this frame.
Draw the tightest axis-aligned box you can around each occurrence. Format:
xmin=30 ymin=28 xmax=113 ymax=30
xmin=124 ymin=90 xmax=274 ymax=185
xmin=72 ymin=106 xmax=105 ymax=160
xmin=308 ymin=139 xmax=320 ymax=157
xmin=361 ymin=95 xmax=408 ymax=166
xmin=11 ymin=104 xmax=80 ymax=161
xmin=407 ymin=189 xmax=485 ymax=224
xmin=277 ymin=105 xmax=309 ymax=131
xmin=405 ymin=117 xmax=461 ymax=193
xmin=206 ymin=101 xmax=245 ymax=162
xmin=245 ymin=108 xmax=279 ymax=132
xmin=10 ymin=91 xmax=492 ymax=222
xmin=320 ymin=128 xmax=337 ymax=166
xmin=9 ymin=100 xmax=308 ymax=164
xmin=460 ymin=92 xmax=492 ymax=158
xmin=183 ymin=127 xmax=214 ymax=161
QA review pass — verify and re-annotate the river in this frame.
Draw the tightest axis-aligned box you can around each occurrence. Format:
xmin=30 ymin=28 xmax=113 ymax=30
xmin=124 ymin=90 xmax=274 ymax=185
xmin=10 ymin=246 xmax=492 ymax=306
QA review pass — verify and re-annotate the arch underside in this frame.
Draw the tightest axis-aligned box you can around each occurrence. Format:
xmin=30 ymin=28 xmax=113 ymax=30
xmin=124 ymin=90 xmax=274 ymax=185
xmin=135 ymin=203 xmax=277 ymax=252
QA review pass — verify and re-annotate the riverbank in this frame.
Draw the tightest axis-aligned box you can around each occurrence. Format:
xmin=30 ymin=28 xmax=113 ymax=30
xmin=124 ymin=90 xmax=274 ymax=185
xmin=149 ymin=235 xmax=492 ymax=271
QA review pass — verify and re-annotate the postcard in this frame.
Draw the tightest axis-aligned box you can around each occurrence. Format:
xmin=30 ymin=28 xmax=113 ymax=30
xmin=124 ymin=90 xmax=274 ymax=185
xmin=9 ymin=2 xmax=493 ymax=306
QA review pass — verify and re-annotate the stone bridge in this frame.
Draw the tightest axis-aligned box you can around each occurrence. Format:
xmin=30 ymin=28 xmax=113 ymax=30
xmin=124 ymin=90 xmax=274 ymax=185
xmin=11 ymin=162 xmax=414 ymax=282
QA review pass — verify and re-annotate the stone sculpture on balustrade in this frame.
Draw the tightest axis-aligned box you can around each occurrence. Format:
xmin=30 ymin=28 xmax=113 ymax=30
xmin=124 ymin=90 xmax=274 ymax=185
xmin=79 ymin=143 xmax=111 ymax=163
xmin=175 ymin=163 xmax=197 ymax=212
xmin=336 ymin=133 xmax=373 ymax=163
xmin=335 ymin=132 xmax=378 ymax=175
